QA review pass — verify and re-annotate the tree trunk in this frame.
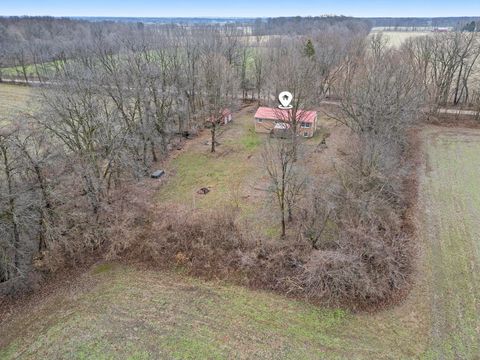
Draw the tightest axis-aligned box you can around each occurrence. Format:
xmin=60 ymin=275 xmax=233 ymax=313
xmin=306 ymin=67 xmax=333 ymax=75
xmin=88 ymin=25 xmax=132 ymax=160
xmin=211 ymin=125 xmax=216 ymax=153
xmin=281 ymin=205 xmax=286 ymax=238
xmin=34 ymin=164 xmax=52 ymax=252
xmin=2 ymin=146 xmax=20 ymax=275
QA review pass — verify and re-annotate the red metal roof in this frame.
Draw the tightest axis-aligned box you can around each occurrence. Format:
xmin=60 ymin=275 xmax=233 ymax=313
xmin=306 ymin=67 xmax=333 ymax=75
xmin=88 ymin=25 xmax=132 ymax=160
xmin=254 ymin=107 xmax=316 ymax=123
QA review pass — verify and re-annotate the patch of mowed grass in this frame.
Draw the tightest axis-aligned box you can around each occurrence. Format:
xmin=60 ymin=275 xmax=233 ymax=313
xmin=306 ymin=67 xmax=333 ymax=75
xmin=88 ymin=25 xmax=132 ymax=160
xmin=421 ymin=129 xmax=480 ymax=358
xmin=158 ymin=115 xmax=263 ymax=208
xmin=158 ymin=151 xmax=252 ymax=207
xmin=0 ymin=344 xmax=18 ymax=359
xmin=163 ymin=328 xmax=226 ymax=360
xmin=0 ymin=266 xmax=430 ymax=359
xmin=92 ymin=263 xmax=116 ymax=274
xmin=239 ymin=126 xmax=262 ymax=150
xmin=222 ymin=112 xmax=262 ymax=151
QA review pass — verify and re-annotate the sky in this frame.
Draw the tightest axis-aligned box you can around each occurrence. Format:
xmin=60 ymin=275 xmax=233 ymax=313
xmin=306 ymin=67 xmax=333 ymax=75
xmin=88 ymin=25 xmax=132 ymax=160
xmin=1 ymin=0 xmax=480 ymax=18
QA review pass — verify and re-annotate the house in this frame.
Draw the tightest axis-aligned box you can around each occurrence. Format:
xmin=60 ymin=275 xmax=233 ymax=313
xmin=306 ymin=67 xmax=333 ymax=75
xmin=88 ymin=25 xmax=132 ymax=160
xmin=254 ymin=106 xmax=317 ymax=138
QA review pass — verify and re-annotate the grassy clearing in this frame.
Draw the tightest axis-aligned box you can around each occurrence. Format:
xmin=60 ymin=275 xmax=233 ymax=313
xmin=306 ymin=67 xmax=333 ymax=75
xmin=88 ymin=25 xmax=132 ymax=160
xmin=420 ymin=127 xmax=480 ymax=358
xmin=157 ymin=109 xmax=264 ymax=209
xmin=0 ymin=83 xmax=39 ymax=124
xmin=0 ymin=264 xmax=430 ymax=359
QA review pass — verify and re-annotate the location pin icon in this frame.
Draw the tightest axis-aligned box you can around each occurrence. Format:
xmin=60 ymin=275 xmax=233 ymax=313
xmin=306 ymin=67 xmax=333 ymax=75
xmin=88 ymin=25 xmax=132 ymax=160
xmin=278 ymin=91 xmax=293 ymax=109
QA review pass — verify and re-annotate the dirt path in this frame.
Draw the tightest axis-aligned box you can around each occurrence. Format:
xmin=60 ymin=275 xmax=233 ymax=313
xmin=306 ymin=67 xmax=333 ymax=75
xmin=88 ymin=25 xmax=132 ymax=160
xmin=321 ymin=99 xmax=480 ymax=117
xmin=419 ymin=126 xmax=480 ymax=358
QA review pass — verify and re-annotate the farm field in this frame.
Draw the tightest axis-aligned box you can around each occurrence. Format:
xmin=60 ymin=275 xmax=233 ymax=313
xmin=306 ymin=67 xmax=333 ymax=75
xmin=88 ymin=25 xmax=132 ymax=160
xmin=0 ymin=83 xmax=39 ymax=124
xmin=0 ymin=61 xmax=58 ymax=80
xmin=420 ymin=127 xmax=480 ymax=358
xmin=369 ymin=30 xmax=431 ymax=47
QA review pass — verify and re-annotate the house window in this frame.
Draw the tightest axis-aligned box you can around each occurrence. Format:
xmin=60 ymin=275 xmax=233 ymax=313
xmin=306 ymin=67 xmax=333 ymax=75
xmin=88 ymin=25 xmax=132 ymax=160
xmin=303 ymin=132 xmax=309 ymax=137
xmin=257 ymin=118 xmax=263 ymax=123
xmin=301 ymin=122 xmax=311 ymax=128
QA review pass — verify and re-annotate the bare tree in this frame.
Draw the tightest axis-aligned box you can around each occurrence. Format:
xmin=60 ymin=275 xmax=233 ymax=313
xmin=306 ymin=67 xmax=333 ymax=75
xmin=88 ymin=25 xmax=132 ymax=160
xmin=403 ymin=32 xmax=480 ymax=107
xmin=201 ymin=50 xmax=237 ymax=153
xmin=262 ymin=138 xmax=305 ymax=237
xmin=0 ymin=130 xmax=21 ymax=283
xmin=336 ymin=43 xmax=424 ymax=177
xmin=252 ymin=48 xmax=267 ymax=101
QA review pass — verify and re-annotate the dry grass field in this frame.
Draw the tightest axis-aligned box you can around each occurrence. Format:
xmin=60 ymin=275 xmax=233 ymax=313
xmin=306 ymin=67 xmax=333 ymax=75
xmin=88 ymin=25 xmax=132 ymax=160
xmin=0 ymin=83 xmax=39 ymax=124
xmin=369 ymin=30 xmax=431 ymax=47
xmin=420 ymin=127 xmax=480 ymax=358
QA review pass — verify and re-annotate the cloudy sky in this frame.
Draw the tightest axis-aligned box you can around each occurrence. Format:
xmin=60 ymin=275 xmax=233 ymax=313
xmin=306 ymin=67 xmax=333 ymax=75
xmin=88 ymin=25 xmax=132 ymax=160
xmin=2 ymin=0 xmax=480 ymax=18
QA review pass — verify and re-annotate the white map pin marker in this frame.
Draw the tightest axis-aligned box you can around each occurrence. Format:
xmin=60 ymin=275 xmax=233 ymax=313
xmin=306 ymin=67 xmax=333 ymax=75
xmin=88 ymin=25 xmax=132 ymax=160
xmin=278 ymin=91 xmax=293 ymax=109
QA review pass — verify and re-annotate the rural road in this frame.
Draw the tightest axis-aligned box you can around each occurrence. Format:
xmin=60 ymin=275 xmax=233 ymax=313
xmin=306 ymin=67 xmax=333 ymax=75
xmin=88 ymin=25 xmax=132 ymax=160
xmin=321 ymin=99 xmax=479 ymax=117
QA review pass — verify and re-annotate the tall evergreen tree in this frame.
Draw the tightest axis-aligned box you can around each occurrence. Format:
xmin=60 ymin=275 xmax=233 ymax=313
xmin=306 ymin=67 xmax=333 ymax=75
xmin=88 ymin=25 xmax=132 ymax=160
xmin=303 ymin=39 xmax=315 ymax=58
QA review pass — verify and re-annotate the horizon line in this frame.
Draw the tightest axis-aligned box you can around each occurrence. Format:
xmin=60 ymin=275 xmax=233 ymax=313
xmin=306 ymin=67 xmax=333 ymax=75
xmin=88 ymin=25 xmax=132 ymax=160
xmin=1 ymin=15 xmax=480 ymax=19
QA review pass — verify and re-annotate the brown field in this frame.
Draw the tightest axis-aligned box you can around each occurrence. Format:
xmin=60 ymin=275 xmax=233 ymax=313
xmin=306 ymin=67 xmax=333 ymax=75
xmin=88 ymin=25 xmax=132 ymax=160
xmin=0 ymin=83 xmax=39 ymax=124
xmin=369 ymin=30 xmax=431 ymax=47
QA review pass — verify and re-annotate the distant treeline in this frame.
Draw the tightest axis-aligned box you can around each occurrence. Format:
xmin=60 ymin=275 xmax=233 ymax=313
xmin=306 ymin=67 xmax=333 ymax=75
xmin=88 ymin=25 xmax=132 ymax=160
xmin=72 ymin=16 xmax=250 ymax=24
xmin=365 ymin=17 xmax=480 ymax=29
xmin=0 ymin=16 xmax=370 ymax=79
xmin=0 ymin=16 xmax=135 ymax=72
xmin=251 ymin=16 xmax=371 ymax=35
xmin=60 ymin=16 xmax=480 ymax=30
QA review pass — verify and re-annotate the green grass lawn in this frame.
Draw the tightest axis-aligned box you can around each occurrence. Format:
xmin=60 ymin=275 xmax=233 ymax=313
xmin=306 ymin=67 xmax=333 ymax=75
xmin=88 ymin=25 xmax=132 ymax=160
xmin=157 ymin=110 xmax=264 ymax=210
xmin=0 ymin=264 xmax=430 ymax=359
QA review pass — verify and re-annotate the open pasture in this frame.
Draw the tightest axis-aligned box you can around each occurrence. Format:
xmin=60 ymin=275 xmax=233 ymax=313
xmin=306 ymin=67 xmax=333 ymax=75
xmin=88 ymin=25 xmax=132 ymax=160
xmin=0 ymin=83 xmax=39 ymax=124
xmin=369 ymin=30 xmax=431 ymax=47
xmin=419 ymin=127 xmax=480 ymax=358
